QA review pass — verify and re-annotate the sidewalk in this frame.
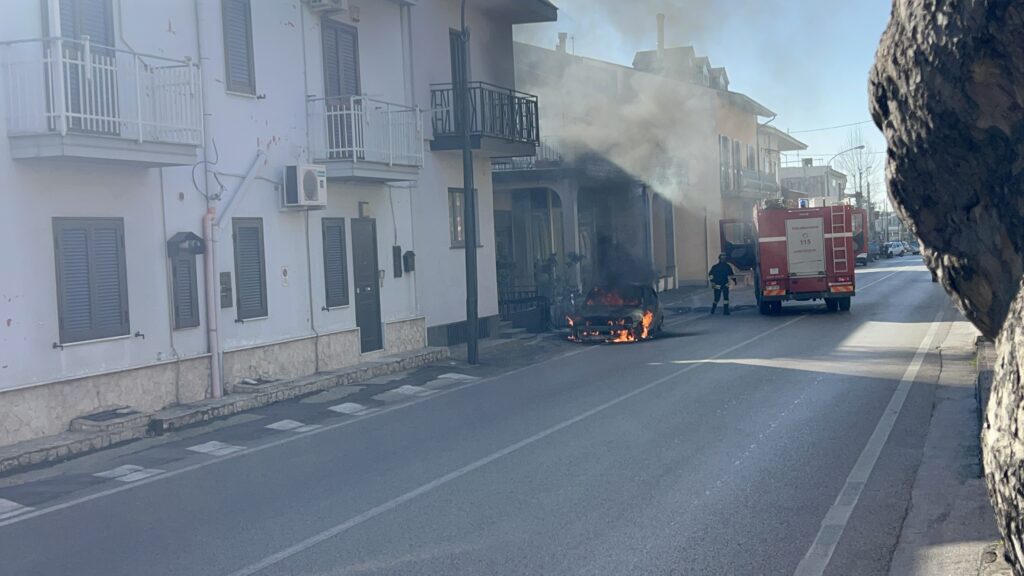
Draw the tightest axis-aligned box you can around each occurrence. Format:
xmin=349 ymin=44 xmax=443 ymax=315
xmin=887 ymin=320 xmax=1009 ymax=575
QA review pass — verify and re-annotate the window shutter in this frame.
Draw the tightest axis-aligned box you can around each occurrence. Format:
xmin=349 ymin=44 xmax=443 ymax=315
xmin=55 ymin=224 xmax=93 ymax=342
xmin=89 ymin=223 xmax=129 ymax=337
xmin=53 ymin=217 xmax=129 ymax=343
xmin=172 ymin=256 xmax=200 ymax=329
xmin=233 ymin=218 xmax=267 ymax=320
xmin=323 ymin=20 xmax=359 ymax=99
xmin=322 ymin=219 xmax=349 ymax=308
xmin=58 ymin=0 xmax=113 ymax=46
xmin=223 ymin=0 xmax=255 ymax=94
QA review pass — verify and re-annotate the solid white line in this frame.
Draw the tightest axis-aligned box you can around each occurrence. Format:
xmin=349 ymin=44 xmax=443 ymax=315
xmin=223 ymin=315 xmax=807 ymax=576
xmin=793 ymin=306 xmax=947 ymax=576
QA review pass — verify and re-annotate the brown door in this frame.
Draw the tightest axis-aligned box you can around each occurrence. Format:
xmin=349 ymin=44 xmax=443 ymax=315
xmin=351 ymin=218 xmax=382 ymax=353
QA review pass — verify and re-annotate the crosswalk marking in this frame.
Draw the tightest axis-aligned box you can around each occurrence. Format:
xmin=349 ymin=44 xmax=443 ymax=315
xmin=392 ymin=385 xmax=436 ymax=397
xmin=187 ymin=441 xmax=246 ymax=457
xmin=94 ymin=464 xmax=165 ymax=482
xmin=438 ymin=373 xmax=480 ymax=381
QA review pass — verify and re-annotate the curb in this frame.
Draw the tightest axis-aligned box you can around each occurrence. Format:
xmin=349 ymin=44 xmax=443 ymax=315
xmin=0 ymin=346 xmax=449 ymax=477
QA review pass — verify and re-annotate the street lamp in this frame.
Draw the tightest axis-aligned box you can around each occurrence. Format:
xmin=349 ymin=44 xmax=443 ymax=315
xmin=458 ymin=0 xmax=479 ymax=364
xmin=825 ymin=145 xmax=864 ymax=200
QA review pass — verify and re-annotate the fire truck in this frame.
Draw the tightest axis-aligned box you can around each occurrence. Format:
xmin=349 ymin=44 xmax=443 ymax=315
xmin=721 ymin=201 xmax=857 ymax=314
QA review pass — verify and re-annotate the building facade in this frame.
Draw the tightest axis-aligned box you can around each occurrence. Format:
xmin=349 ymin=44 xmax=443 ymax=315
xmin=780 ymin=160 xmax=849 ymax=201
xmin=0 ymin=0 xmax=551 ymax=448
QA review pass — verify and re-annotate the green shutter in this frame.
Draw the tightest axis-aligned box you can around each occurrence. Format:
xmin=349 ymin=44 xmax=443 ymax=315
xmin=322 ymin=218 xmax=349 ymax=308
xmin=222 ymin=0 xmax=255 ymax=94
xmin=233 ymin=218 xmax=267 ymax=320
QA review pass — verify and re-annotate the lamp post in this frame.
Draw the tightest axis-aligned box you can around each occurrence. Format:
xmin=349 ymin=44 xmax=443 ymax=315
xmin=458 ymin=0 xmax=479 ymax=364
xmin=825 ymin=145 xmax=864 ymax=200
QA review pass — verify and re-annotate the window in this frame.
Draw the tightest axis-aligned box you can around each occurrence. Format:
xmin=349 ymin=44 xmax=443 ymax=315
xmin=322 ymin=18 xmax=360 ymax=100
xmin=232 ymin=218 xmax=267 ymax=320
xmin=53 ymin=217 xmax=129 ymax=344
xmin=747 ymin=145 xmax=756 ymax=170
xmin=321 ymin=218 xmax=349 ymax=308
xmin=171 ymin=255 xmax=199 ymax=329
xmin=222 ymin=0 xmax=255 ymax=95
xmin=57 ymin=0 xmax=114 ymax=46
xmin=448 ymin=188 xmax=480 ymax=248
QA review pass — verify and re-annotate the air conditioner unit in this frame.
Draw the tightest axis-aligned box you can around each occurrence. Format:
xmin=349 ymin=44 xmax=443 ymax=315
xmin=305 ymin=0 xmax=349 ymax=13
xmin=283 ymin=165 xmax=327 ymax=209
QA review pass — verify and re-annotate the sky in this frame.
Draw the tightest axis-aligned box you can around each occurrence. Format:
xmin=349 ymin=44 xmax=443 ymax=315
xmin=515 ymin=0 xmax=893 ymax=204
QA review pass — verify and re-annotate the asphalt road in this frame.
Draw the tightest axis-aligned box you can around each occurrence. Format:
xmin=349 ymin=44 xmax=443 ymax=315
xmin=0 ymin=257 xmax=959 ymax=576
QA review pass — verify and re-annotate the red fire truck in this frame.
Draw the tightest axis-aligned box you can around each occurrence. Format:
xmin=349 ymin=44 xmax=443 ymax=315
xmin=721 ymin=202 xmax=857 ymax=314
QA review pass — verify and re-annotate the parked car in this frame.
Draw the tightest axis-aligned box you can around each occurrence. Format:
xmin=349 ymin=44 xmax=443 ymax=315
xmin=568 ymin=284 xmax=665 ymax=343
xmin=884 ymin=241 xmax=906 ymax=257
xmin=908 ymin=241 xmax=921 ymax=255
xmin=856 ymin=252 xmax=869 ymax=266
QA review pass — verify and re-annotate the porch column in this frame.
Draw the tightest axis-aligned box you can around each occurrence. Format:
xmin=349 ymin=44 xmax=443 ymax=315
xmin=555 ymin=178 xmax=580 ymax=291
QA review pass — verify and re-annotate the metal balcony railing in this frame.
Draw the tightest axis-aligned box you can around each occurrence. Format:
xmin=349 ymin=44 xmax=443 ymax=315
xmin=308 ymin=95 xmax=423 ymax=167
xmin=430 ymin=81 xmax=539 ymax=145
xmin=492 ymin=135 xmax=566 ymax=171
xmin=0 ymin=37 xmax=202 ymax=146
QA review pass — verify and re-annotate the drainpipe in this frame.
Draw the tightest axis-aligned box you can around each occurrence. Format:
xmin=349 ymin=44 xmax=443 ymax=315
xmin=194 ymin=0 xmax=222 ymax=398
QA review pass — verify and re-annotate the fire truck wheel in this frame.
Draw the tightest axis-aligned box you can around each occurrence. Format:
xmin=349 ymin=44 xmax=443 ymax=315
xmin=839 ymin=297 xmax=852 ymax=312
xmin=759 ymin=302 xmax=772 ymax=315
xmin=771 ymin=301 xmax=782 ymax=314
xmin=825 ymin=298 xmax=839 ymax=312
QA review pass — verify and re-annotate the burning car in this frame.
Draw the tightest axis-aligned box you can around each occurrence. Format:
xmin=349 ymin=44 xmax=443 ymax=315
xmin=568 ymin=284 xmax=664 ymax=343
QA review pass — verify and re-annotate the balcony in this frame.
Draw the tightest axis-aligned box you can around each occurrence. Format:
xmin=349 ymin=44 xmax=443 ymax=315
xmin=308 ymin=96 xmax=423 ymax=182
xmin=430 ymin=82 xmax=539 ymax=157
xmin=1 ymin=37 xmax=202 ymax=166
xmin=721 ymin=165 xmax=780 ymax=198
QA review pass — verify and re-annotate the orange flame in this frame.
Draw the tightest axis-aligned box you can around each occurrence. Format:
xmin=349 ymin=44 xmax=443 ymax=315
xmin=640 ymin=310 xmax=655 ymax=339
xmin=608 ymin=329 xmax=635 ymax=343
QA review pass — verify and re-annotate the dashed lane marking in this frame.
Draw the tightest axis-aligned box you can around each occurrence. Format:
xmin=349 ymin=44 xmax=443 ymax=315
xmin=328 ymin=402 xmax=376 ymax=416
xmin=266 ymin=420 xmax=322 ymax=433
xmin=94 ymin=465 xmax=165 ymax=482
xmin=0 ymin=498 xmax=33 ymax=520
xmin=187 ymin=441 xmax=246 ymax=457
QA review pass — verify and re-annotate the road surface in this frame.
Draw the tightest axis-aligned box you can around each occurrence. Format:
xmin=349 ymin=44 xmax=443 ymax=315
xmin=0 ymin=257 xmax=962 ymax=575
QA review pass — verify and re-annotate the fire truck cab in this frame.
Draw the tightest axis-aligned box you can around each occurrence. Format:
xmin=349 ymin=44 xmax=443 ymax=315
xmin=721 ymin=200 xmax=857 ymax=314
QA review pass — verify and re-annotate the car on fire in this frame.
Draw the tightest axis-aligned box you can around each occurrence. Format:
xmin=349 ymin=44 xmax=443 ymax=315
xmin=568 ymin=284 xmax=665 ymax=343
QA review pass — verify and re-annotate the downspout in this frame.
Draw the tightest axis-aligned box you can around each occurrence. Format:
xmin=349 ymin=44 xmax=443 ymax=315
xmin=194 ymin=0 xmax=223 ymax=398
xmin=300 ymin=4 xmax=320 ymax=373
xmin=400 ymin=3 xmax=415 ymax=107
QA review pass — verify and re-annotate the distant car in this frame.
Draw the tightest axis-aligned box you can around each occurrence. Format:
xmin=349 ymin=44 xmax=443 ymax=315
xmin=568 ymin=284 xmax=665 ymax=343
xmin=885 ymin=241 xmax=906 ymax=257
xmin=908 ymin=241 xmax=921 ymax=255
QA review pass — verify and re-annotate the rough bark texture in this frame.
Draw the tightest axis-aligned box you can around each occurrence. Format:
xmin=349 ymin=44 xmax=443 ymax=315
xmin=870 ymin=1 xmax=1024 ymax=572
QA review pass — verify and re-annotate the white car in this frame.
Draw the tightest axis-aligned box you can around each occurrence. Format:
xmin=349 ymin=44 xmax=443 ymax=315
xmin=885 ymin=242 xmax=906 ymax=257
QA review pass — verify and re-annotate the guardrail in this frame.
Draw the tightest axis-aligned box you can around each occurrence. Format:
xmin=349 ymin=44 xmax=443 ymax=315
xmin=0 ymin=37 xmax=202 ymax=145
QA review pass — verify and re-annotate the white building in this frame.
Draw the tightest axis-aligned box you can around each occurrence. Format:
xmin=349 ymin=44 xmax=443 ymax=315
xmin=0 ymin=0 xmax=553 ymax=448
xmin=780 ymin=159 xmax=848 ymax=201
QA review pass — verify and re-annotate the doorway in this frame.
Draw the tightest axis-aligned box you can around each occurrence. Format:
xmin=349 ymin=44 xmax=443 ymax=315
xmin=351 ymin=218 xmax=382 ymax=353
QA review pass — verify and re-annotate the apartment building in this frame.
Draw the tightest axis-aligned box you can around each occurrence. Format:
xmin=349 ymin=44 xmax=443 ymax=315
xmin=0 ymin=0 xmax=552 ymax=447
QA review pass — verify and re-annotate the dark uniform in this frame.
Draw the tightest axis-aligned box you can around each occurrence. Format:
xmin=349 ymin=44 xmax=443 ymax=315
xmin=708 ymin=260 xmax=735 ymax=315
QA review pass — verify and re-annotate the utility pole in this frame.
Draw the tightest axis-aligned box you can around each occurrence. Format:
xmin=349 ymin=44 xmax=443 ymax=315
xmin=459 ymin=0 xmax=479 ymax=364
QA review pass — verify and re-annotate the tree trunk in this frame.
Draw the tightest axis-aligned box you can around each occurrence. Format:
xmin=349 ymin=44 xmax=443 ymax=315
xmin=870 ymin=0 xmax=1024 ymax=572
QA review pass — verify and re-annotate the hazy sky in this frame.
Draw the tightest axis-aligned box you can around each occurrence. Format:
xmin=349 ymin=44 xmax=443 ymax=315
xmin=515 ymin=0 xmax=892 ymax=197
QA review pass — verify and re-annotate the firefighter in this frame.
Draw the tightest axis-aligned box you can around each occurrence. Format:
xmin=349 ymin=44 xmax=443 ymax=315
xmin=708 ymin=254 xmax=737 ymax=315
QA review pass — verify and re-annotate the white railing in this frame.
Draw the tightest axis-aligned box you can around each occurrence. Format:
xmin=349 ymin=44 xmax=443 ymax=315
xmin=308 ymin=95 xmax=423 ymax=167
xmin=0 ymin=37 xmax=202 ymax=146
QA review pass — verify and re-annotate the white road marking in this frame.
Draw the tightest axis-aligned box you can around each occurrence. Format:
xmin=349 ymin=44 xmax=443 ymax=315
xmin=224 ymin=315 xmax=808 ymax=576
xmin=0 ymin=345 xmax=596 ymax=530
xmin=328 ymin=402 xmax=375 ymax=416
xmin=187 ymin=441 xmax=246 ymax=457
xmin=0 ymin=498 xmax=32 ymax=520
xmin=265 ymin=420 xmax=306 ymax=431
xmin=94 ymin=465 xmax=164 ymax=482
xmin=392 ymin=385 xmax=435 ymax=397
xmin=793 ymin=307 xmax=947 ymax=576
xmin=293 ymin=425 xmax=322 ymax=433
xmin=437 ymin=373 xmax=480 ymax=381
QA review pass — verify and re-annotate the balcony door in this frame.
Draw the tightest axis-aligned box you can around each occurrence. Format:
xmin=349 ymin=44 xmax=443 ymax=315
xmin=55 ymin=0 xmax=119 ymax=135
xmin=322 ymin=18 xmax=360 ymax=159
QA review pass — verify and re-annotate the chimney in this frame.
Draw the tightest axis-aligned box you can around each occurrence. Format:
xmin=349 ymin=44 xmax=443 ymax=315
xmin=557 ymin=32 xmax=568 ymax=53
xmin=657 ymin=13 xmax=666 ymax=55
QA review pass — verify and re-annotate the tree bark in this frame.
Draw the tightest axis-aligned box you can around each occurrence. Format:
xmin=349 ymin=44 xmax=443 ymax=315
xmin=870 ymin=0 xmax=1024 ymax=572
